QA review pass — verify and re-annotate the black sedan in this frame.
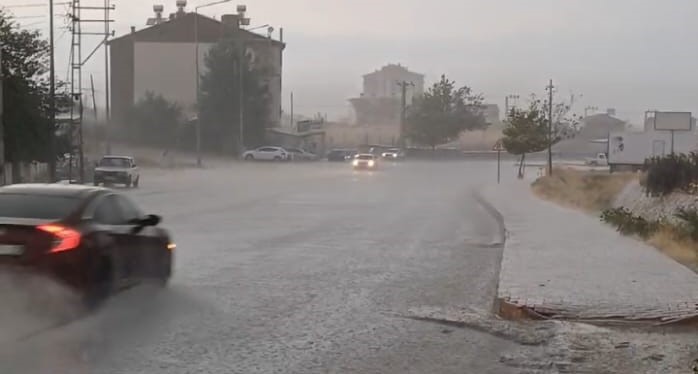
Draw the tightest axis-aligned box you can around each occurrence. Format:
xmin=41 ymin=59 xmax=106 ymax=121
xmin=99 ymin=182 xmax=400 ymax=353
xmin=0 ymin=184 xmax=173 ymax=306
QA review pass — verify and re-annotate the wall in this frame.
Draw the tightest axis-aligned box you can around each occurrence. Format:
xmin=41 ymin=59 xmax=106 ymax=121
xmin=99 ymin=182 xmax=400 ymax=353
xmin=134 ymin=41 xmax=213 ymax=117
xmin=248 ymin=39 xmax=283 ymax=127
xmin=2 ymin=162 xmax=49 ymax=185
xmin=325 ymin=124 xmax=399 ymax=148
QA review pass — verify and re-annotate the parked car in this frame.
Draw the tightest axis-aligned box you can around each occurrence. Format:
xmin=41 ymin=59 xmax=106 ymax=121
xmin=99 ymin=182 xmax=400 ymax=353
xmin=243 ymin=146 xmax=289 ymax=161
xmin=327 ymin=149 xmax=356 ymax=162
xmin=381 ymin=148 xmax=405 ymax=160
xmin=352 ymin=154 xmax=378 ymax=170
xmin=286 ymin=148 xmax=317 ymax=161
xmin=585 ymin=152 xmax=608 ymax=166
xmin=94 ymin=156 xmax=140 ymax=188
xmin=0 ymin=184 xmax=174 ymax=306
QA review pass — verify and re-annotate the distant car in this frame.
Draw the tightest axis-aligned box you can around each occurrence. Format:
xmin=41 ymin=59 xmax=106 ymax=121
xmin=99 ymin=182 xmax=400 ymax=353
xmin=381 ymin=148 xmax=405 ymax=160
xmin=0 ymin=184 xmax=174 ymax=306
xmin=243 ymin=146 xmax=289 ymax=161
xmin=352 ymin=154 xmax=378 ymax=170
xmin=585 ymin=152 xmax=608 ymax=166
xmin=327 ymin=149 xmax=356 ymax=162
xmin=94 ymin=156 xmax=140 ymax=188
xmin=286 ymin=148 xmax=317 ymax=161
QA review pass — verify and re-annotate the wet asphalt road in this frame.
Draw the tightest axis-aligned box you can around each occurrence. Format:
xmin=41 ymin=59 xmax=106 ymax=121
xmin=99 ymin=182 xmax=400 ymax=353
xmin=0 ymin=160 xmax=522 ymax=373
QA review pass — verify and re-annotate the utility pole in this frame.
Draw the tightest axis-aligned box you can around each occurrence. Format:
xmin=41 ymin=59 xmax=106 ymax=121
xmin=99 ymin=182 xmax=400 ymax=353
xmin=239 ymin=47 xmax=245 ymax=153
xmin=290 ymin=92 xmax=294 ymax=129
xmin=90 ymin=74 xmax=99 ymax=156
xmin=68 ymin=0 xmax=113 ymax=183
xmin=69 ymin=0 xmax=83 ymax=183
xmin=547 ymin=79 xmax=554 ymax=177
xmin=104 ymin=0 xmax=111 ymax=155
xmin=48 ymin=0 xmax=57 ymax=182
xmin=397 ymin=80 xmax=414 ymax=148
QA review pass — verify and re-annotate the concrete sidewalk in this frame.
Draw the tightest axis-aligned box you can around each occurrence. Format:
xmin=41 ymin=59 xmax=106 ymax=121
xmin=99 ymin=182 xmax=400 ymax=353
xmin=481 ymin=178 xmax=698 ymax=323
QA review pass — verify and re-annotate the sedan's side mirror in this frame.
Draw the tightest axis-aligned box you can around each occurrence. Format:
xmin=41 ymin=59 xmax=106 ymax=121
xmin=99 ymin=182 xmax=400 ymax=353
xmin=129 ymin=214 xmax=161 ymax=233
xmin=142 ymin=214 xmax=161 ymax=227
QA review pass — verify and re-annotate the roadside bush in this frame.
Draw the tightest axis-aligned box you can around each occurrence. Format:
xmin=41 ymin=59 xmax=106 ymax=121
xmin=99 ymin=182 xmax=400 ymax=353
xmin=675 ymin=208 xmax=698 ymax=241
xmin=600 ymin=207 xmax=659 ymax=238
xmin=644 ymin=152 xmax=698 ymax=196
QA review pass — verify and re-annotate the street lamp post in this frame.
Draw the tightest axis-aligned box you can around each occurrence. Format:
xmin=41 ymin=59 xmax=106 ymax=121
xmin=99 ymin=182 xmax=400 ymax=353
xmin=195 ymin=0 xmax=232 ymax=167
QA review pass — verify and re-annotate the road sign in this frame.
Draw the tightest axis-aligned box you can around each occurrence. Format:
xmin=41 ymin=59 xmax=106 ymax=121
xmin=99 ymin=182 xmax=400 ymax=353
xmin=493 ymin=139 xmax=504 ymax=152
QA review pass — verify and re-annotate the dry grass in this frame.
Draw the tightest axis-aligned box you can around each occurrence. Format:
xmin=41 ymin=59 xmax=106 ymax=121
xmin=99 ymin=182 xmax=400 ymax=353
xmin=532 ymin=168 xmax=637 ymax=212
xmin=532 ymin=168 xmax=698 ymax=271
xmin=648 ymin=227 xmax=698 ymax=272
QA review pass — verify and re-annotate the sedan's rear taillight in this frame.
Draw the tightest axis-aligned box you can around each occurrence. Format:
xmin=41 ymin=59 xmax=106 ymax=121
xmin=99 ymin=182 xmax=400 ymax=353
xmin=37 ymin=224 xmax=81 ymax=253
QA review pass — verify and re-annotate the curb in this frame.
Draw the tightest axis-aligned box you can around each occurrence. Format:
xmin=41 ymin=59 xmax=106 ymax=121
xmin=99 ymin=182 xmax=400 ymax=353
xmin=472 ymin=190 xmax=516 ymax=319
xmin=472 ymin=191 xmax=506 ymax=246
xmin=475 ymin=190 xmax=698 ymax=325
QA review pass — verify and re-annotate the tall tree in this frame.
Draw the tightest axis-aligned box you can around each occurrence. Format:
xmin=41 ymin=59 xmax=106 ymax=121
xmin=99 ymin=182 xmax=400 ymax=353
xmin=0 ymin=10 xmax=69 ymax=180
xmin=502 ymin=95 xmax=580 ymax=178
xmin=127 ymin=91 xmax=182 ymax=149
xmin=502 ymin=100 xmax=549 ymax=178
xmin=405 ymin=75 xmax=487 ymax=149
xmin=199 ymin=38 xmax=271 ymax=154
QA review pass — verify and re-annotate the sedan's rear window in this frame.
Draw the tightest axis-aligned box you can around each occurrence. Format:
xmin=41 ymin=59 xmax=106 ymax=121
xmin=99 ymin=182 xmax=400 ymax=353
xmin=99 ymin=157 xmax=131 ymax=167
xmin=0 ymin=194 xmax=81 ymax=220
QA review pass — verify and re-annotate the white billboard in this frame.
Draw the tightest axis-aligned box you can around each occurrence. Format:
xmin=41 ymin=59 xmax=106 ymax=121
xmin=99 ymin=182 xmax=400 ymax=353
xmin=653 ymin=111 xmax=692 ymax=131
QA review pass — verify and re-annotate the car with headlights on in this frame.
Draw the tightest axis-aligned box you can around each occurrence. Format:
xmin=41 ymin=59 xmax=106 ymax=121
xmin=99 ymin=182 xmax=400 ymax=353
xmin=381 ymin=148 xmax=405 ymax=160
xmin=327 ymin=149 xmax=356 ymax=162
xmin=94 ymin=156 xmax=140 ymax=188
xmin=0 ymin=184 xmax=174 ymax=306
xmin=352 ymin=154 xmax=378 ymax=170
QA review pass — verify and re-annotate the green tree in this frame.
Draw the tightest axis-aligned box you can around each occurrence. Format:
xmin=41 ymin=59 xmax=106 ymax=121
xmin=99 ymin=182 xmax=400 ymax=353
xmin=405 ymin=75 xmax=487 ymax=149
xmin=502 ymin=101 xmax=549 ymax=178
xmin=199 ymin=38 xmax=271 ymax=154
xmin=1 ymin=10 xmax=69 ymax=174
xmin=127 ymin=91 xmax=182 ymax=149
xmin=502 ymin=94 xmax=580 ymax=178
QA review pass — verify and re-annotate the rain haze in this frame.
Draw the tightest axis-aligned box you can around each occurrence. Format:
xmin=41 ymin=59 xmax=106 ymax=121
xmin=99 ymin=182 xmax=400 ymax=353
xmin=7 ymin=0 xmax=698 ymax=123
xmin=2 ymin=0 xmax=698 ymax=373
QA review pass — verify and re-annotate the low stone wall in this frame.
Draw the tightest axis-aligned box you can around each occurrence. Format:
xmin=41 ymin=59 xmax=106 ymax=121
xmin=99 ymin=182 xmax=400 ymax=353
xmin=613 ymin=182 xmax=698 ymax=223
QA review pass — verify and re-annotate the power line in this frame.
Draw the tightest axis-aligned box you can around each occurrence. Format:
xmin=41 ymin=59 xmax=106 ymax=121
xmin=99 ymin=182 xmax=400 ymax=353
xmin=2 ymin=2 xmax=70 ymax=8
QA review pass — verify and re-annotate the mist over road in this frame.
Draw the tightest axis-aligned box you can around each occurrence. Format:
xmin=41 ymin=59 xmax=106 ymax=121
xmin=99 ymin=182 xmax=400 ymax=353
xmin=1 ymin=161 xmax=520 ymax=374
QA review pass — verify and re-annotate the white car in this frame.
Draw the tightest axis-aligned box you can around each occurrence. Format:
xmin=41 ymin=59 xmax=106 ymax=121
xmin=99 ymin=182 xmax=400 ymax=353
xmin=381 ymin=148 xmax=405 ymax=159
xmin=243 ymin=146 xmax=289 ymax=161
xmin=94 ymin=155 xmax=140 ymax=187
xmin=286 ymin=148 xmax=317 ymax=161
xmin=585 ymin=152 xmax=608 ymax=166
xmin=352 ymin=154 xmax=378 ymax=169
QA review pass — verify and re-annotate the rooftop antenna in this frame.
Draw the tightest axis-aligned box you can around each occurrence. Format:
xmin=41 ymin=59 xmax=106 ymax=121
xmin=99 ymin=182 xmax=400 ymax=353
xmin=237 ymin=4 xmax=250 ymax=27
xmin=147 ymin=4 xmax=165 ymax=25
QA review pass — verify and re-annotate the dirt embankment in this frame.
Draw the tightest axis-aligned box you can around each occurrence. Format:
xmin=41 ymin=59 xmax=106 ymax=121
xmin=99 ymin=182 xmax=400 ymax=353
xmin=531 ymin=168 xmax=636 ymax=212
xmin=532 ymin=168 xmax=698 ymax=272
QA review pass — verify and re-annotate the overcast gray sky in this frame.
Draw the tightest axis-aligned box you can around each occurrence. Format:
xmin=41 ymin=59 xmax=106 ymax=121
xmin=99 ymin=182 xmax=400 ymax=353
xmin=7 ymin=0 xmax=698 ymax=124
